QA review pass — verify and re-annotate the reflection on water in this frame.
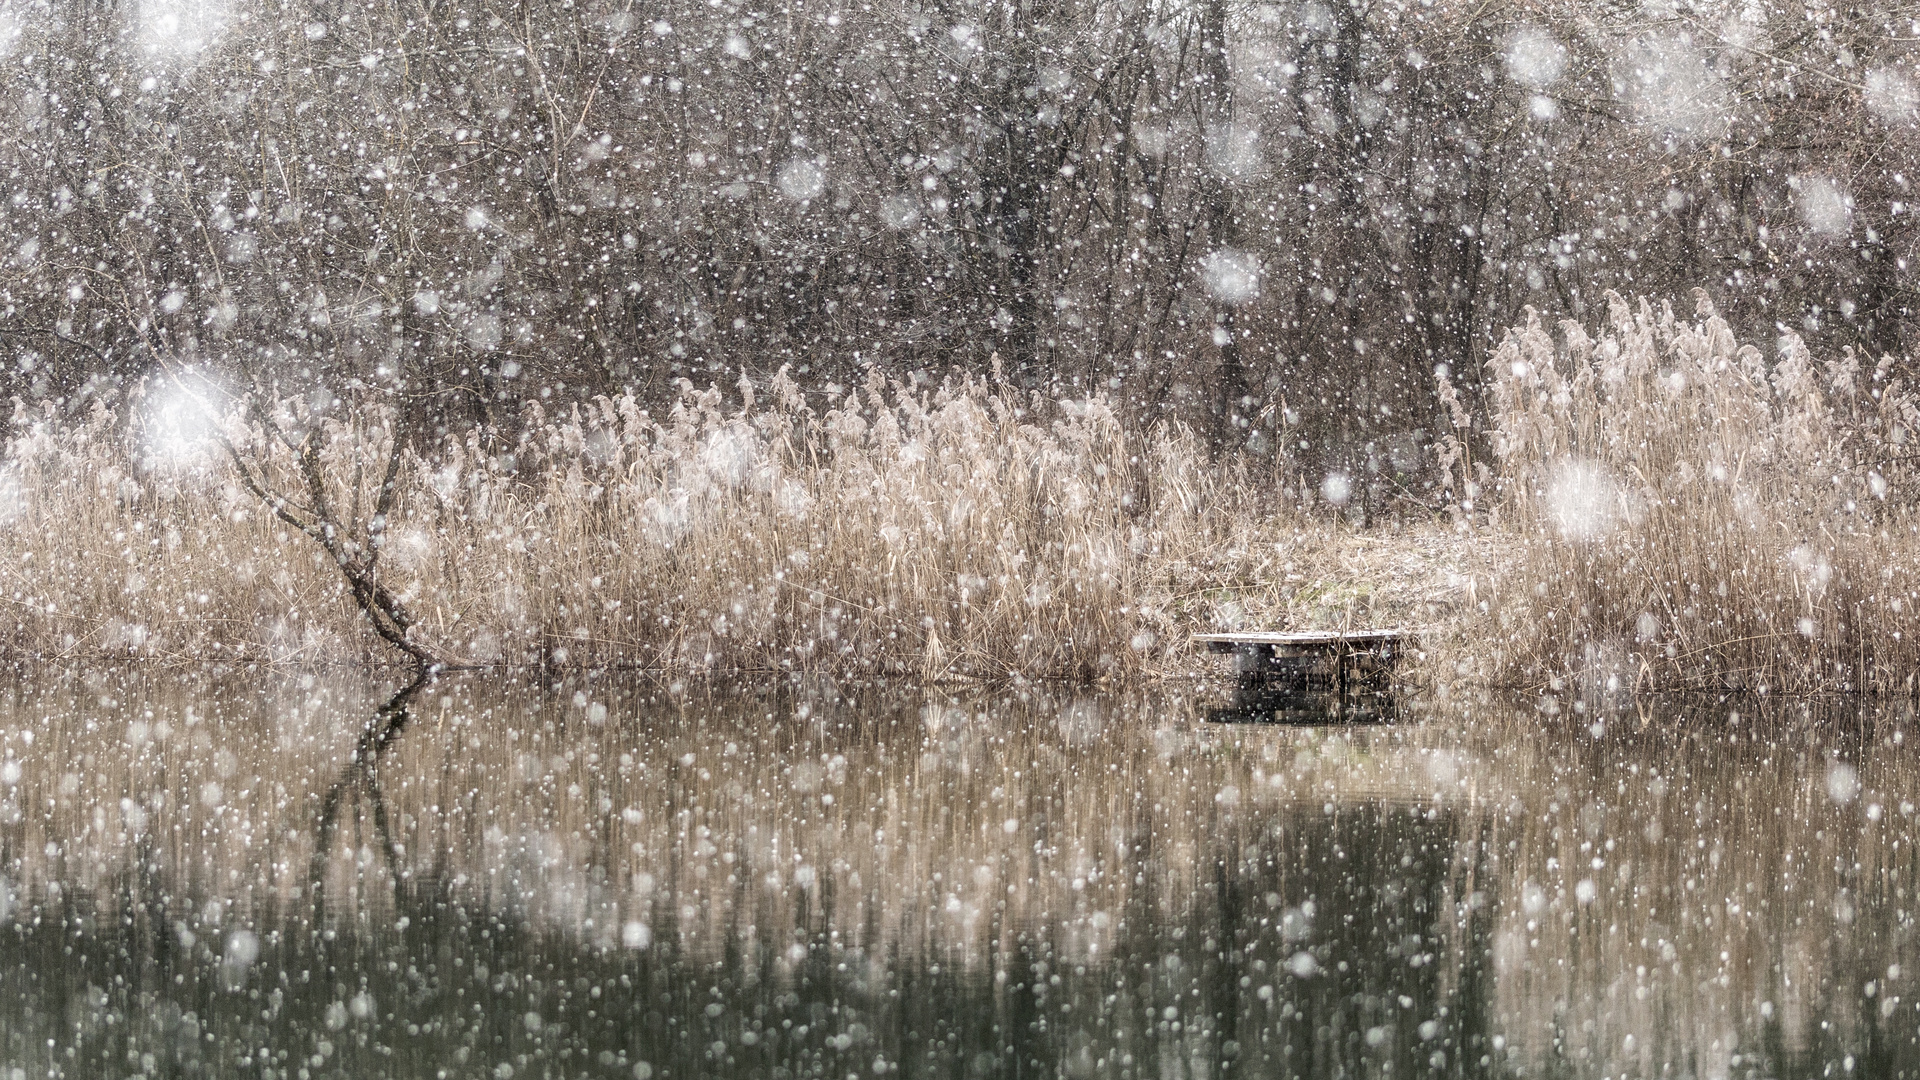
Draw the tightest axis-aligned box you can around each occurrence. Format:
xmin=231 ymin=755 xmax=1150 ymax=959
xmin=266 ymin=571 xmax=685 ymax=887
xmin=1 ymin=672 xmax=1918 ymax=1078
xmin=1206 ymin=686 xmax=1399 ymax=725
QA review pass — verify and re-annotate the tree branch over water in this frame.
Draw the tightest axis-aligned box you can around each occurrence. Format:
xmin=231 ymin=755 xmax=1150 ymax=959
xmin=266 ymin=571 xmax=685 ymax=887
xmin=165 ymin=367 xmax=453 ymax=672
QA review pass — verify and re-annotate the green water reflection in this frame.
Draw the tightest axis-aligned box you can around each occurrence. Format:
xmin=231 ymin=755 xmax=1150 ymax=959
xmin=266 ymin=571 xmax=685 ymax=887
xmin=0 ymin=670 xmax=1916 ymax=1078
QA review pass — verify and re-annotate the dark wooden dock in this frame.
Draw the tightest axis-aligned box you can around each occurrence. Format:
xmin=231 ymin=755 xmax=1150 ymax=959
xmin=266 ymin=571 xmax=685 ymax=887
xmin=1194 ymin=629 xmax=1413 ymax=692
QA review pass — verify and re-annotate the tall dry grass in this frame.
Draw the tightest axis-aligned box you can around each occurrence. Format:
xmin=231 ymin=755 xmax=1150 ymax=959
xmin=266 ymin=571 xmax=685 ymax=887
xmin=1479 ymin=291 xmax=1920 ymax=692
xmin=0 ymin=372 xmax=1455 ymax=677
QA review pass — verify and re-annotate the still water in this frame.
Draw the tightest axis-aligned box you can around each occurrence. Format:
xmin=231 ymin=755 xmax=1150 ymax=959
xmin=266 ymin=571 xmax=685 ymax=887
xmin=0 ymin=669 xmax=1915 ymax=1079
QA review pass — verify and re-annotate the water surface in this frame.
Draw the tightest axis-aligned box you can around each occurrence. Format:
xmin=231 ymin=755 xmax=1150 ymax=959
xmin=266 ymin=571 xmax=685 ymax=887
xmin=0 ymin=670 xmax=1914 ymax=1078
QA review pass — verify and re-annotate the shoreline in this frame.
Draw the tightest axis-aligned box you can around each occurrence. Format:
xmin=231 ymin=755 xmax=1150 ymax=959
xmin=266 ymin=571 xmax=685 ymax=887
xmin=9 ymin=298 xmax=1917 ymax=694
xmin=2 ymin=380 xmax=1490 ymax=683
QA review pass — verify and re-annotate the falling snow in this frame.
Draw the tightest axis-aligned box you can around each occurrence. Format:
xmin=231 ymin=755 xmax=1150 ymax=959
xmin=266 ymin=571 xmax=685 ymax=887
xmin=0 ymin=0 xmax=1915 ymax=1074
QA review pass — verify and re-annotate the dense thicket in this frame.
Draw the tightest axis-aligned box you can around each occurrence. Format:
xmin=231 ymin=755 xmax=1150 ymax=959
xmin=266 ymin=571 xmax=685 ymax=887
xmin=0 ymin=0 xmax=1914 ymax=508
xmin=1481 ymin=293 xmax=1920 ymax=692
xmin=0 ymin=377 xmax=1436 ymax=674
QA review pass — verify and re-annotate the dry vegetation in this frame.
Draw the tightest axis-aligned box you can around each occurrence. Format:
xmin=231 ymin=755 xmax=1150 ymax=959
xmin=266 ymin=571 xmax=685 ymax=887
xmin=0 ymin=372 xmax=1469 ymax=678
xmin=1477 ymin=292 xmax=1920 ymax=693
xmin=14 ymin=292 xmax=1916 ymax=691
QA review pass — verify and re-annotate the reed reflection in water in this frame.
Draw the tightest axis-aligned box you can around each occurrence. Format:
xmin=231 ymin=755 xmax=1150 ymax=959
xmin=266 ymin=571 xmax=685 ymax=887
xmin=0 ymin=671 xmax=1918 ymax=1079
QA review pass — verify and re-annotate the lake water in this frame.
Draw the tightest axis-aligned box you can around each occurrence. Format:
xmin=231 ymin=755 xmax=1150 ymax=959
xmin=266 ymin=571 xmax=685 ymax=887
xmin=0 ymin=669 xmax=1915 ymax=1079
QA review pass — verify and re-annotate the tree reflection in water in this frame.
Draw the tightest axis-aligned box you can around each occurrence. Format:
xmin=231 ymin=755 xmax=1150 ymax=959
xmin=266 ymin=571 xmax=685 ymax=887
xmin=0 ymin=674 xmax=1915 ymax=1078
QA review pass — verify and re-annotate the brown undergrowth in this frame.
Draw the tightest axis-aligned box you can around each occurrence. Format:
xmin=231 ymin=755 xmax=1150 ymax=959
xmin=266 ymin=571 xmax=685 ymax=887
xmin=31 ymin=297 xmax=1911 ymax=694
xmin=1475 ymin=292 xmax=1920 ymax=693
xmin=0 ymin=372 xmax=1472 ymax=679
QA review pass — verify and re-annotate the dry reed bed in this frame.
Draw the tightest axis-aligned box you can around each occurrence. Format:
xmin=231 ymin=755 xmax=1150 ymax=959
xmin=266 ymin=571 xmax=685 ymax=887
xmin=19 ymin=292 xmax=1907 ymax=694
xmin=1479 ymin=292 xmax=1920 ymax=692
xmin=0 ymin=374 xmax=1462 ymax=677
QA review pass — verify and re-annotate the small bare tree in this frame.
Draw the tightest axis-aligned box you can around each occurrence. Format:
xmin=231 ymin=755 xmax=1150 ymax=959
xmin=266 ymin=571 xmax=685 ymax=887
xmin=164 ymin=367 xmax=452 ymax=671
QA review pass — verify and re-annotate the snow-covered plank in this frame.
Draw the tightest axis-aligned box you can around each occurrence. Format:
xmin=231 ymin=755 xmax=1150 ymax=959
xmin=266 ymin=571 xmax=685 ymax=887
xmin=1192 ymin=629 xmax=1411 ymax=648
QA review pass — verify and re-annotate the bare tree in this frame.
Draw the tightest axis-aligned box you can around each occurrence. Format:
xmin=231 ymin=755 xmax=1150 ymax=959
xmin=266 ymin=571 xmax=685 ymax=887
xmin=217 ymin=394 xmax=445 ymax=669
xmin=0 ymin=0 xmax=1911 ymax=519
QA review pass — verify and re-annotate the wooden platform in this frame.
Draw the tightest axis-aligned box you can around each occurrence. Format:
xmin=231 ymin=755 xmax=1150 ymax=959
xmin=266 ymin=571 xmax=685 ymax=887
xmin=1195 ymin=629 xmax=1414 ymax=692
xmin=1193 ymin=629 xmax=1409 ymax=652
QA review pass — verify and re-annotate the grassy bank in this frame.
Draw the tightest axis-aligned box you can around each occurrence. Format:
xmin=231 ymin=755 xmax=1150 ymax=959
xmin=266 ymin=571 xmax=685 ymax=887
xmin=0 ymin=374 xmax=1471 ymax=678
xmin=8 ymin=295 xmax=1909 ymax=691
